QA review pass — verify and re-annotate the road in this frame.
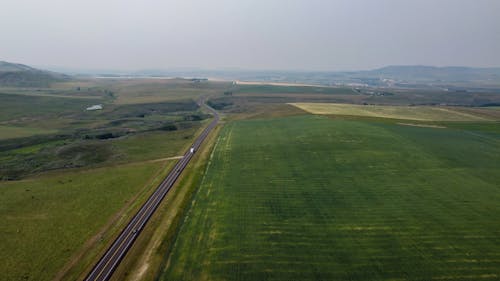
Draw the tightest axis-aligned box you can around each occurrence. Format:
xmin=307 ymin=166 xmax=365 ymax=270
xmin=84 ymin=100 xmax=219 ymax=281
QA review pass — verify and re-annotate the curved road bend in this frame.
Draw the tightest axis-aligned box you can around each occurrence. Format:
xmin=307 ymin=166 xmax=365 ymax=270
xmin=85 ymin=100 xmax=219 ymax=281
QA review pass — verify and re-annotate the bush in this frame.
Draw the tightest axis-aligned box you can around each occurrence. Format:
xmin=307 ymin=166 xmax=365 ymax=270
xmin=159 ymin=124 xmax=177 ymax=131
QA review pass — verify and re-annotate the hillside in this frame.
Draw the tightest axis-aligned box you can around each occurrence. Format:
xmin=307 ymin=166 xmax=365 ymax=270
xmin=0 ymin=61 xmax=70 ymax=87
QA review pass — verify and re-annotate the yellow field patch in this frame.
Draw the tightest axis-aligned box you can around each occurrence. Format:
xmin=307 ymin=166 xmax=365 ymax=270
xmin=290 ymin=102 xmax=493 ymax=121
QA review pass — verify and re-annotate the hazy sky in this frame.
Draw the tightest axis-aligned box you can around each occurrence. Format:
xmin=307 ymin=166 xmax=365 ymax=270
xmin=1 ymin=0 xmax=499 ymax=71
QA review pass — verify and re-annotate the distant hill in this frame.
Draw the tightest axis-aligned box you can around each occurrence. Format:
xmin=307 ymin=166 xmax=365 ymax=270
xmin=0 ymin=61 xmax=70 ymax=87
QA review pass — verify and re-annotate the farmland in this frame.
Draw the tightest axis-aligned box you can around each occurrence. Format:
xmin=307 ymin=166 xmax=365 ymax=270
xmin=2 ymin=76 xmax=500 ymax=281
xmin=291 ymin=102 xmax=498 ymax=121
xmin=225 ymin=83 xmax=500 ymax=107
xmin=161 ymin=114 xmax=500 ymax=280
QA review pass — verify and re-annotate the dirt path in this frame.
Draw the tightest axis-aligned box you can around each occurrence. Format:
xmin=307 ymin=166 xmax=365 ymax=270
xmin=397 ymin=123 xmax=446 ymax=129
xmin=146 ymin=156 xmax=184 ymax=163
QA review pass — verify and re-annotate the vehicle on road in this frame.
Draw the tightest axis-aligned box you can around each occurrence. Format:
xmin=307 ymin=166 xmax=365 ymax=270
xmin=84 ymin=101 xmax=219 ymax=281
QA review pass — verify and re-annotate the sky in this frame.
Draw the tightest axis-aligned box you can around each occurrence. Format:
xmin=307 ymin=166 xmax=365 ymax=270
xmin=1 ymin=0 xmax=499 ymax=71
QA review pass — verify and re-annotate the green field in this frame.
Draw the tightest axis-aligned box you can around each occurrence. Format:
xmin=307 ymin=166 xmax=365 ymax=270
xmin=0 ymin=92 xmax=103 ymax=122
xmin=161 ymin=115 xmax=500 ymax=280
xmin=0 ymin=84 xmax=209 ymax=180
xmin=0 ymin=79 xmax=220 ymax=280
xmin=109 ymin=79 xmax=231 ymax=104
xmin=3 ymin=77 xmax=500 ymax=281
xmin=0 ymin=125 xmax=57 ymax=140
xmin=111 ymin=125 xmax=202 ymax=162
xmin=0 ymin=162 xmax=166 ymax=281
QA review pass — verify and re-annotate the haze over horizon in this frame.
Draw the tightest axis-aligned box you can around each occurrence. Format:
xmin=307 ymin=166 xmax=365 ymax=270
xmin=1 ymin=0 xmax=499 ymax=71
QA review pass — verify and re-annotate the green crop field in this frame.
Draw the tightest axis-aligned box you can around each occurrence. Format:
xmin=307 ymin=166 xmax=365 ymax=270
xmin=161 ymin=115 xmax=500 ymax=281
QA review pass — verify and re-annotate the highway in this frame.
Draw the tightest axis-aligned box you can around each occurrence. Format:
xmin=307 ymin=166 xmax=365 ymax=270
xmin=84 ymin=100 xmax=219 ymax=281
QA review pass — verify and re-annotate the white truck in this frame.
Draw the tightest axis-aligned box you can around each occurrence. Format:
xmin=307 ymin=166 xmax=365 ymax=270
xmin=190 ymin=147 xmax=195 ymax=153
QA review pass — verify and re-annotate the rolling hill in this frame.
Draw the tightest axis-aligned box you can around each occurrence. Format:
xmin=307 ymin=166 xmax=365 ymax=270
xmin=0 ymin=61 xmax=70 ymax=87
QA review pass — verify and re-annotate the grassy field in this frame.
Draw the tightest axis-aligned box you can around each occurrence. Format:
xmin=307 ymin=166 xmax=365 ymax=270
xmin=226 ymin=84 xmax=500 ymax=107
xmin=0 ymin=85 xmax=209 ymax=180
xmin=0 ymin=125 xmax=57 ymax=140
xmin=161 ymin=115 xmax=500 ymax=280
xmin=0 ymin=92 xmax=103 ymax=122
xmin=107 ymin=79 xmax=230 ymax=104
xmin=111 ymin=124 xmax=203 ymax=162
xmin=0 ymin=161 xmax=166 ymax=281
xmin=0 ymin=78 xmax=222 ymax=280
xmin=291 ymin=102 xmax=496 ymax=121
xmin=233 ymin=84 xmax=354 ymax=95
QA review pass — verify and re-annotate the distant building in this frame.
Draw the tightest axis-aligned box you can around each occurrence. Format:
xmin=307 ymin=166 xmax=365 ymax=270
xmin=86 ymin=104 xmax=103 ymax=111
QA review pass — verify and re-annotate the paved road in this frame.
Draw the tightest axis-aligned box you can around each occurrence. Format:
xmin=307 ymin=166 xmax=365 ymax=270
xmin=84 ymin=100 xmax=219 ymax=281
